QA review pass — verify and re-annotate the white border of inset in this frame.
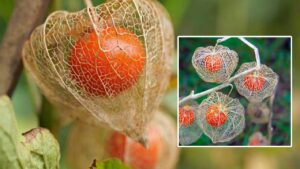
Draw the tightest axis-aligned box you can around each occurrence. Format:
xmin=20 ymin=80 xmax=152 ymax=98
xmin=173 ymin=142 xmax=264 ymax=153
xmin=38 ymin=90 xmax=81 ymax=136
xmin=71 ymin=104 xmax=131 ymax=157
xmin=177 ymin=35 xmax=293 ymax=148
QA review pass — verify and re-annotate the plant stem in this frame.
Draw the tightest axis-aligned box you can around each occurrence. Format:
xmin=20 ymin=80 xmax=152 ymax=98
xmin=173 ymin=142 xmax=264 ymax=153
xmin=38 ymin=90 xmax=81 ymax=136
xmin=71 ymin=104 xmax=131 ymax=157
xmin=179 ymin=67 xmax=257 ymax=105
xmin=217 ymin=37 xmax=261 ymax=68
xmin=83 ymin=0 xmax=100 ymax=37
xmin=267 ymin=91 xmax=276 ymax=144
xmin=179 ymin=37 xmax=261 ymax=105
xmin=84 ymin=0 xmax=93 ymax=8
xmin=0 ymin=0 xmax=50 ymax=96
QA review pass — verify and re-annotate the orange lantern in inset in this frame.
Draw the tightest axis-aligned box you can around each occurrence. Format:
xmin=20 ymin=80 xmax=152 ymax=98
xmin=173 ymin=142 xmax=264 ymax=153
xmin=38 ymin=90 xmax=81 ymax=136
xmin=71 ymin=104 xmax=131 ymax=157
xmin=179 ymin=101 xmax=202 ymax=145
xmin=192 ymin=45 xmax=238 ymax=83
xmin=197 ymin=92 xmax=245 ymax=143
xmin=248 ymin=132 xmax=269 ymax=146
xmin=234 ymin=62 xmax=278 ymax=102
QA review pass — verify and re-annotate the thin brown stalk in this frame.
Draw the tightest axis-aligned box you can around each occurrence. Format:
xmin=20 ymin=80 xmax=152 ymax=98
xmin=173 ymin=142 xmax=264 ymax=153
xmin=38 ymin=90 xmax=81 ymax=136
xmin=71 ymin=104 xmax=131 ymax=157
xmin=0 ymin=0 xmax=50 ymax=96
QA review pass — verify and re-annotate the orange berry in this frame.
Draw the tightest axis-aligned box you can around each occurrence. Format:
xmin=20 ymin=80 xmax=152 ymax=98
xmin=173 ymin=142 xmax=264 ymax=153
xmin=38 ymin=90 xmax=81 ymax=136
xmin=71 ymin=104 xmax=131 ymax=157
xmin=248 ymin=132 xmax=268 ymax=146
xmin=244 ymin=72 xmax=265 ymax=91
xmin=107 ymin=129 xmax=161 ymax=169
xmin=179 ymin=106 xmax=195 ymax=127
xmin=204 ymin=54 xmax=223 ymax=72
xmin=69 ymin=27 xmax=145 ymax=97
xmin=249 ymin=138 xmax=261 ymax=146
xmin=206 ymin=104 xmax=227 ymax=127
xmin=107 ymin=132 xmax=126 ymax=161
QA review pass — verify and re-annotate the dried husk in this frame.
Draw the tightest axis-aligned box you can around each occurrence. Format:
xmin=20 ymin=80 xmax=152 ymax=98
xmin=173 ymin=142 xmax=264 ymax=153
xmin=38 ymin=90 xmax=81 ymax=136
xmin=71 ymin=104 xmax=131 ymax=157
xmin=22 ymin=0 xmax=174 ymax=140
xmin=248 ymin=132 xmax=269 ymax=146
xmin=66 ymin=110 xmax=178 ymax=169
xmin=247 ymin=102 xmax=270 ymax=124
xmin=234 ymin=62 xmax=278 ymax=102
xmin=197 ymin=92 xmax=245 ymax=143
xmin=192 ymin=45 xmax=238 ymax=83
xmin=179 ymin=100 xmax=203 ymax=145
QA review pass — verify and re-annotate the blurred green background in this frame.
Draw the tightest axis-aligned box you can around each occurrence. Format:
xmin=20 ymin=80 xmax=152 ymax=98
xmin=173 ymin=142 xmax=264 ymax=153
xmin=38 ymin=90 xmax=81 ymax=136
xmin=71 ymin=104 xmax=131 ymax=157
xmin=179 ymin=37 xmax=291 ymax=146
xmin=0 ymin=0 xmax=299 ymax=169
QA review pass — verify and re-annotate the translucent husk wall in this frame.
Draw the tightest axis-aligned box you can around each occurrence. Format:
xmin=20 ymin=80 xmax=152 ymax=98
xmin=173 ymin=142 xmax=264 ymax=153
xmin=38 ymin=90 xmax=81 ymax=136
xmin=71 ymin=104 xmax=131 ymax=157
xmin=22 ymin=0 xmax=174 ymax=140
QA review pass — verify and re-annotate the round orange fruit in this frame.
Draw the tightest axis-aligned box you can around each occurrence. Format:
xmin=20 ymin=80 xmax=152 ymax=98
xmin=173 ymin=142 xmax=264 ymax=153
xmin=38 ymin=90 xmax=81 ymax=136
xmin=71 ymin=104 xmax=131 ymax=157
xmin=107 ymin=129 xmax=161 ymax=169
xmin=204 ymin=54 xmax=223 ymax=72
xmin=179 ymin=106 xmax=195 ymax=127
xmin=249 ymin=138 xmax=261 ymax=145
xmin=206 ymin=104 xmax=227 ymax=127
xmin=244 ymin=72 xmax=265 ymax=91
xmin=69 ymin=27 xmax=145 ymax=97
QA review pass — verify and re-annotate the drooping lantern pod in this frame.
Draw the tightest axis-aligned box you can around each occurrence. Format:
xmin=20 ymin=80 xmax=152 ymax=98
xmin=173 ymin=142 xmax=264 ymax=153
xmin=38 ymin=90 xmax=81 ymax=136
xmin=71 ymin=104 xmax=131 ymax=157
xmin=66 ymin=110 xmax=178 ymax=169
xmin=247 ymin=102 xmax=270 ymax=124
xmin=197 ymin=92 xmax=245 ymax=143
xmin=192 ymin=45 xmax=238 ymax=83
xmin=22 ymin=0 xmax=174 ymax=140
xmin=248 ymin=132 xmax=269 ymax=146
xmin=179 ymin=100 xmax=203 ymax=145
xmin=234 ymin=62 xmax=278 ymax=102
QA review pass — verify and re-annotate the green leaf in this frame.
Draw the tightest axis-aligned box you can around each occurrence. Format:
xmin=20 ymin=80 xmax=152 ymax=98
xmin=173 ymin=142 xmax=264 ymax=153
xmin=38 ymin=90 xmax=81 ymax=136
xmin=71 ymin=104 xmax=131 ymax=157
xmin=90 ymin=159 xmax=131 ymax=169
xmin=0 ymin=95 xmax=60 ymax=169
xmin=22 ymin=128 xmax=60 ymax=169
xmin=0 ymin=95 xmax=29 ymax=169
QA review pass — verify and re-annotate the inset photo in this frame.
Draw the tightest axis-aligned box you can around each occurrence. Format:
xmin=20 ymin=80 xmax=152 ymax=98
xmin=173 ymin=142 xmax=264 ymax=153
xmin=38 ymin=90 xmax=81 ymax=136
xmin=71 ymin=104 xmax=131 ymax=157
xmin=178 ymin=36 xmax=292 ymax=147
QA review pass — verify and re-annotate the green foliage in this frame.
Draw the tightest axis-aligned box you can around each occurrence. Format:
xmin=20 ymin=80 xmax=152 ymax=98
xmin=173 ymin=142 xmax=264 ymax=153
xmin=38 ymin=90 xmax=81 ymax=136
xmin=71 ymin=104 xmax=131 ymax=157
xmin=23 ymin=128 xmax=60 ymax=169
xmin=90 ymin=159 xmax=131 ymax=169
xmin=0 ymin=95 xmax=28 ymax=169
xmin=0 ymin=95 xmax=60 ymax=169
xmin=12 ymin=73 xmax=39 ymax=132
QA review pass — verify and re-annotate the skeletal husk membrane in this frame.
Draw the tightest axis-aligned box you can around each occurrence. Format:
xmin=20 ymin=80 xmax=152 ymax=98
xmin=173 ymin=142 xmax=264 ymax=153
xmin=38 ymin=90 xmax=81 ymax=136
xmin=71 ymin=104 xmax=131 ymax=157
xmin=22 ymin=0 xmax=174 ymax=140
xmin=234 ymin=62 xmax=278 ymax=102
xmin=197 ymin=92 xmax=245 ymax=143
xmin=179 ymin=100 xmax=203 ymax=145
xmin=248 ymin=132 xmax=269 ymax=146
xmin=247 ymin=102 xmax=270 ymax=124
xmin=192 ymin=45 xmax=238 ymax=83
xmin=66 ymin=110 xmax=179 ymax=169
